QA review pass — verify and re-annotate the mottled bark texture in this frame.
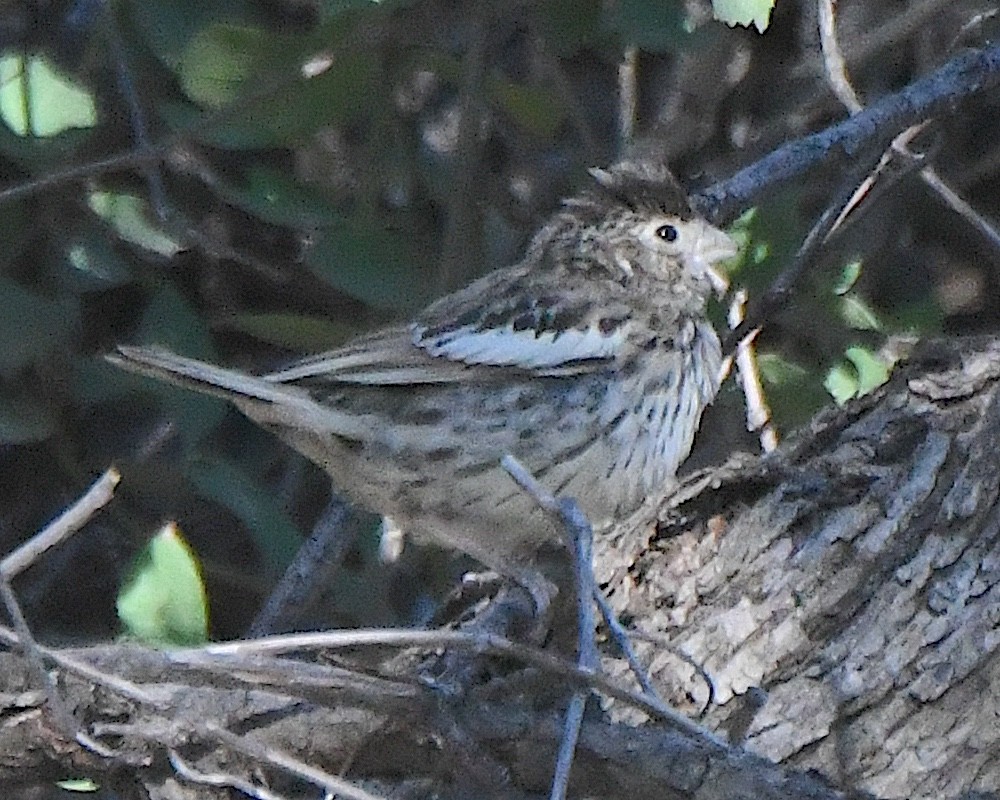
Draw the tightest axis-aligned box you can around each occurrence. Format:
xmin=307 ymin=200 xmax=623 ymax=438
xmin=598 ymin=335 xmax=1000 ymax=800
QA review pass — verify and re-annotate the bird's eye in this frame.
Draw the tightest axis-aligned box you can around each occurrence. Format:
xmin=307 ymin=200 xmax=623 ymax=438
xmin=655 ymin=224 xmax=679 ymax=242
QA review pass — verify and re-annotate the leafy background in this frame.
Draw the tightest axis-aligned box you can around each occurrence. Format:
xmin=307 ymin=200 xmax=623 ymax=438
xmin=1 ymin=0 xmax=998 ymax=644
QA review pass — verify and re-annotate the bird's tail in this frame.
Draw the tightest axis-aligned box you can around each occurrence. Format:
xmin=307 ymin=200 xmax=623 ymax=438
xmin=109 ymin=345 xmax=296 ymax=405
xmin=108 ymin=345 xmax=367 ymax=438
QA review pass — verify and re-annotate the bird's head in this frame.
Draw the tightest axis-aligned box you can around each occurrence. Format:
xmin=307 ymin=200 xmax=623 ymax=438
xmin=557 ymin=160 xmax=738 ymax=297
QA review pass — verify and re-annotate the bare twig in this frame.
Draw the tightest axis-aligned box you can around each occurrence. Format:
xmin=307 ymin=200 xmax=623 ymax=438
xmin=727 ymin=290 xmax=777 ymax=452
xmin=247 ymin=494 xmax=359 ymax=637
xmin=169 ymin=750 xmax=292 ymax=800
xmin=501 ymin=454 xmax=599 ymax=800
xmin=695 ymin=42 xmax=1000 ymax=223
xmin=618 ymin=45 xmax=639 ymax=149
xmin=0 ymin=469 xmax=122 ymax=760
xmin=819 ymin=0 xmax=1000 ymax=260
xmin=205 ymin=722 xmax=390 ymax=800
xmin=1 ymin=468 xmax=120 ymax=578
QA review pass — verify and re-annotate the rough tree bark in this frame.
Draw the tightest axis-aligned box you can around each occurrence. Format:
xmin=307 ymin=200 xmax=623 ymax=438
xmin=598 ymin=334 xmax=1000 ymax=800
xmin=2 ymin=335 xmax=999 ymax=800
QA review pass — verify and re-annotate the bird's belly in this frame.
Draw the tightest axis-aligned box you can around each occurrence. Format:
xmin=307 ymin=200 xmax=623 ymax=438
xmin=286 ymin=357 xmax=717 ymax=564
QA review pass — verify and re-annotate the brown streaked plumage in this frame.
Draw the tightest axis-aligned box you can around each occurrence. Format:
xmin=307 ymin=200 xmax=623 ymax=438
xmin=109 ymin=160 xmax=737 ymax=609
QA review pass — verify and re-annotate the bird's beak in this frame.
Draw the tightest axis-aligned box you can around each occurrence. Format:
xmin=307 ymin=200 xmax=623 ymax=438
xmin=693 ymin=221 xmax=739 ymax=297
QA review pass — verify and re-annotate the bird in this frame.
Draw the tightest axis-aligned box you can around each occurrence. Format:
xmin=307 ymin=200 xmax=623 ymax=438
xmin=109 ymin=160 xmax=738 ymax=614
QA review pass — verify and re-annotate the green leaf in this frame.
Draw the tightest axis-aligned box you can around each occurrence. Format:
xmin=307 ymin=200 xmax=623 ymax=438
xmin=0 ymin=277 xmax=78 ymax=373
xmin=833 ymin=260 xmax=862 ymax=295
xmin=824 ymin=346 xmax=891 ymax=405
xmin=179 ymin=23 xmax=268 ymax=108
xmin=305 ymin=217 xmax=431 ymax=310
xmin=167 ymin=13 xmax=380 ymax=148
xmin=757 ymin=352 xmax=808 ymax=386
xmin=55 ymin=779 xmax=99 ymax=792
xmin=117 ymin=522 xmax=209 ymax=646
xmin=824 ymin=361 xmax=858 ymax=406
xmin=845 ymin=346 xmax=890 ymax=396
xmin=839 ymin=294 xmax=882 ymax=331
xmin=131 ymin=0 xmax=253 ymax=68
xmin=0 ymin=53 xmax=97 ymax=137
xmin=187 ymin=456 xmax=303 ymax=570
xmin=604 ymin=0 xmax=686 ymax=51
xmin=0 ymin=393 xmax=56 ymax=444
xmin=62 ymin=233 xmax=133 ymax=292
xmin=712 ymin=0 xmax=776 ymax=33
xmin=217 ymin=312 xmax=356 ymax=351
xmin=217 ymin=166 xmax=339 ymax=228
xmin=492 ymin=82 xmax=567 ymax=139
xmin=755 ymin=351 xmax=830 ymax=429
xmin=88 ymin=191 xmax=185 ymax=257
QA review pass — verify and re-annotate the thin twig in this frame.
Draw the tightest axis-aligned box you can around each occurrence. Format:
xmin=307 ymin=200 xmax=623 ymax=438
xmin=205 ymin=722 xmax=390 ymax=800
xmin=722 ymin=154 xmax=889 ymax=351
xmin=727 ymin=290 xmax=777 ymax=452
xmin=695 ymin=42 xmax=1000 ymax=223
xmin=170 ymin=750 xmax=292 ymax=800
xmin=103 ymin=2 xmax=169 ymax=219
xmin=818 ymin=0 xmax=862 ymax=113
xmin=591 ymin=589 xmax=658 ymax=698
xmin=0 ymin=618 xmax=725 ymax=745
xmin=248 ymin=494 xmax=357 ymax=637
xmin=618 ymin=45 xmax=639 ymax=149
xmin=0 ymin=469 xmax=122 ymax=760
xmin=0 ymin=468 xmax=120 ymax=578
xmin=819 ymin=0 xmax=1000 ymax=261
xmin=500 ymin=454 xmax=596 ymax=800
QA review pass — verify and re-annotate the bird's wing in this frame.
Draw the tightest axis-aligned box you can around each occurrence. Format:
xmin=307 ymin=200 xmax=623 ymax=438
xmin=265 ymin=268 xmax=631 ymax=387
xmin=262 ymin=326 xmax=470 ymax=386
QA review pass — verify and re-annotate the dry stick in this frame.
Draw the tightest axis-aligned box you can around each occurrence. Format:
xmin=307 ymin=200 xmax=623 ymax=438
xmin=0 ymin=616 xmax=391 ymax=798
xmin=0 ymin=617 xmax=723 ymax=745
xmin=104 ymin=4 xmax=168 ymax=219
xmin=498 ymin=456 xmax=701 ymax=797
xmin=169 ymin=750 xmax=291 ymax=800
xmin=198 ymin=627 xmax=703 ymax=733
xmin=0 ymin=468 xmax=121 ymax=759
xmin=727 ymin=290 xmax=778 ymax=453
xmin=501 ymin=455 xmax=598 ymax=800
xmin=819 ymin=0 xmax=1000 ymax=255
xmin=1 ymin=469 xmax=120 ymax=578
xmin=618 ymin=45 xmax=639 ymax=149
xmin=695 ymin=41 xmax=1000 ymax=224
xmin=204 ymin=721 xmax=389 ymax=800
xmin=498 ymin=456 xmax=662 ymax=700
xmin=721 ymin=154 xmax=882 ymax=353
xmin=99 ymin=706 xmax=390 ymax=800
xmin=247 ymin=494 xmax=358 ymax=637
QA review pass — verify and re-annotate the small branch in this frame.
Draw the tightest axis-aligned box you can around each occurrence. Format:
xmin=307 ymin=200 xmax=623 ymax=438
xmin=818 ymin=0 xmax=1000 ymax=262
xmin=727 ymin=290 xmax=777 ymax=453
xmin=0 ymin=469 xmax=122 ymax=760
xmin=695 ymin=42 xmax=1000 ymax=223
xmin=1 ymin=468 xmax=120 ymax=578
xmin=618 ymin=45 xmax=639 ymax=149
xmin=169 ymin=750 xmax=291 ymax=800
xmin=247 ymin=495 xmax=358 ymax=637
xmin=818 ymin=0 xmax=863 ymax=113
xmin=204 ymin=722 xmax=390 ymax=800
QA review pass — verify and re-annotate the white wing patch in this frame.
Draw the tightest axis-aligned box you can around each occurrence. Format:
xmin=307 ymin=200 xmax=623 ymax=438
xmin=413 ymin=323 xmax=624 ymax=371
